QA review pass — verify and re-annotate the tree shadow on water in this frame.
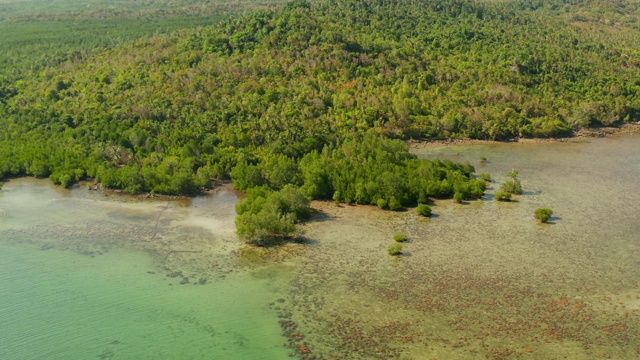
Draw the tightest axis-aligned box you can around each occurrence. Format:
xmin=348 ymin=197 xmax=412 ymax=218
xmin=544 ymin=215 xmax=562 ymax=225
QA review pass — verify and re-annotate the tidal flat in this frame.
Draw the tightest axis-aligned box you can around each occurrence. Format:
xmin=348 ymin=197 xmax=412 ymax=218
xmin=1 ymin=134 xmax=639 ymax=359
xmin=290 ymin=134 xmax=640 ymax=359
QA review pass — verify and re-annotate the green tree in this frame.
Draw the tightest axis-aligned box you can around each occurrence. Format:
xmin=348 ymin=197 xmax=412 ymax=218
xmin=495 ymin=191 xmax=512 ymax=202
xmin=393 ymin=232 xmax=408 ymax=242
xmin=534 ymin=208 xmax=553 ymax=223
xmin=500 ymin=169 xmax=522 ymax=195
xmin=235 ymin=185 xmax=310 ymax=245
xmin=388 ymin=243 xmax=403 ymax=256
xmin=417 ymin=204 xmax=432 ymax=217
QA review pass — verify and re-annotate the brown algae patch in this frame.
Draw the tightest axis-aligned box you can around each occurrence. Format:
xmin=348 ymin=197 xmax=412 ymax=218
xmin=279 ymin=135 xmax=640 ymax=359
xmin=237 ymin=242 xmax=307 ymax=265
xmin=282 ymin=202 xmax=640 ymax=359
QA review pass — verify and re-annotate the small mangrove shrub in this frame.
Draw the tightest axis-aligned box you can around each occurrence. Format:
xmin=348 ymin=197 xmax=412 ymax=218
xmin=393 ymin=232 xmax=408 ymax=242
xmin=479 ymin=173 xmax=491 ymax=182
xmin=453 ymin=192 xmax=464 ymax=203
xmin=417 ymin=204 xmax=432 ymax=217
xmin=500 ymin=169 xmax=522 ymax=195
xmin=388 ymin=243 xmax=403 ymax=255
xmin=534 ymin=208 xmax=553 ymax=223
xmin=495 ymin=191 xmax=512 ymax=202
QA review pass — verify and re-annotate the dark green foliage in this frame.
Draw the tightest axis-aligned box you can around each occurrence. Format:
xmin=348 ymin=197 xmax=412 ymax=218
xmin=235 ymin=185 xmax=310 ymax=245
xmin=417 ymin=204 xmax=432 ymax=217
xmin=231 ymin=162 xmax=265 ymax=192
xmin=297 ymin=136 xmax=484 ymax=207
xmin=393 ymin=232 xmax=408 ymax=243
xmin=534 ymin=208 xmax=554 ymax=223
xmin=2 ymin=0 xmax=639 ymax=195
xmin=387 ymin=243 xmax=403 ymax=256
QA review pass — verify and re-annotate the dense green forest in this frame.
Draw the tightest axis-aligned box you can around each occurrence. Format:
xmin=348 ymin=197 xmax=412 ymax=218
xmin=1 ymin=0 xmax=639 ymax=201
xmin=0 ymin=0 xmax=285 ymax=75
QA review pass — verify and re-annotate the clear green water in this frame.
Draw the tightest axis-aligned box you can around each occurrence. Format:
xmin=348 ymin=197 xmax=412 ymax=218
xmin=0 ymin=180 xmax=292 ymax=360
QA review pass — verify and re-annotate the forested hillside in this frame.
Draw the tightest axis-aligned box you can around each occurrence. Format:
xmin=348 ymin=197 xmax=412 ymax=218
xmin=0 ymin=0 xmax=284 ymax=75
xmin=1 ymin=0 xmax=638 ymax=195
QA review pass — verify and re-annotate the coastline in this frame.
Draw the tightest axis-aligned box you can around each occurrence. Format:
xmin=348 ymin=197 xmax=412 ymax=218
xmin=3 ymin=123 xmax=638 ymax=195
xmin=408 ymin=123 xmax=640 ymax=149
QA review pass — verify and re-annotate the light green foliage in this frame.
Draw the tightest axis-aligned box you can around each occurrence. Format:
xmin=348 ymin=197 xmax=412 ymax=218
xmin=500 ymin=170 xmax=523 ymax=195
xmin=534 ymin=208 xmax=554 ymax=223
xmin=417 ymin=204 xmax=432 ymax=217
xmin=333 ymin=190 xmax=342 ymax=205
xmin=393 ymin=232 xmax=408 ymax=242
xmin=387 ymin=243 xmax=403 ymax=256
xmin=479 ymin=173 xmax=491 ymax=182
xmin=501 ymin=180 xmax=522 ymax=195
xmin=495 ymin=191 xmax=512 ymax=202
xmin=388 ymin=197 xmax=403 ymax=211
xmin=376 ymin=198 xmax=387 ymax=209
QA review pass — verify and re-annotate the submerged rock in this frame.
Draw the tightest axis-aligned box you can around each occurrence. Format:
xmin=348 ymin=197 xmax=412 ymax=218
xmin=166 ymin=271 xmax=183 ymax=278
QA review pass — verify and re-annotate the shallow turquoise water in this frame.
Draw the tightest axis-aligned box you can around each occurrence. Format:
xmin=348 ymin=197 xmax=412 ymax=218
xmin=0 ymin=180 xmax=292 ymax=360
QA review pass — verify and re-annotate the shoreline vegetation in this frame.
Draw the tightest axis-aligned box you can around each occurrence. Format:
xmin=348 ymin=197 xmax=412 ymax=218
xmin=2 ymin=123 xmax=636 ymax=194
xmin=2 ymin=0 xmax=640 ymax=242
xmin=408 ymin=122 xmax=640 ymax=148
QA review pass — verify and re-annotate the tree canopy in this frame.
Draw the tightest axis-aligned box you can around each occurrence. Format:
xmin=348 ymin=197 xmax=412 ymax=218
xmin=1 ymin=0 xmax=638 ymax=195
